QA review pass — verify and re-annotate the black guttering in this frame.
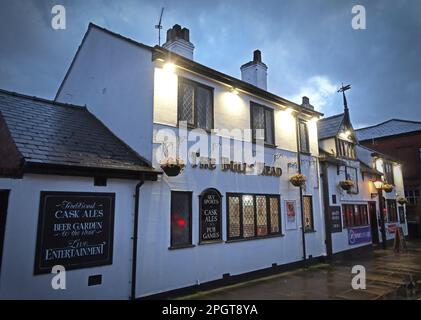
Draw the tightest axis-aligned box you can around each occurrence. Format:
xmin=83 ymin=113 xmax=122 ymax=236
xmin=131 ymin=177 xmax=145 ymax=300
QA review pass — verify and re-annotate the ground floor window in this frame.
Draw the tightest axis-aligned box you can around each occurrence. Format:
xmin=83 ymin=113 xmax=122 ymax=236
xmin=171 ymin=191 xmax=192 ymax=248
xmin=342 ymin=204 xmax=369 ymax=228
xmin=303 ymin=196 xmax=315 ymax=232
xmin=227 ymin=193 xmax=280 ymax=240
xmin=387 ymin=199 xmax=398 ymax=222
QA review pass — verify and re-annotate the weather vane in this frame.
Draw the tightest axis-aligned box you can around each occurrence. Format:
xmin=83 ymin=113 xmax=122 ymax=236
xmin=338 ymin=83 xmax=351 ymax=111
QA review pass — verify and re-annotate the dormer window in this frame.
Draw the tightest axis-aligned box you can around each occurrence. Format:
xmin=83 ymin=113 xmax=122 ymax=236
xmin=337 ymin=139 xmax=356 ymax=159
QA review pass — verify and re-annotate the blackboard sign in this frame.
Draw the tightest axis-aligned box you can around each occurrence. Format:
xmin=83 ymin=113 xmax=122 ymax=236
xmin=329 ymin=206 xmax=342 ymax=233
xmin=199 ymin=188 xmax=222 ymax=244
xmin=34 ymin=192 xmax=115 ymax=274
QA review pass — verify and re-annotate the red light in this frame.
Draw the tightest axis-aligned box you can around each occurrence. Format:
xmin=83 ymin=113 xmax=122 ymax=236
xmin=177 ymin=218 xmax=186 ymax=227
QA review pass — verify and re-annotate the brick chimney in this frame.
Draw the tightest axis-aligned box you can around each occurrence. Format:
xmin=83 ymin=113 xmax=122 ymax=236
xmin=240 ymin=50 xmax=268 ymax=90
xmin=301 ymin=96 xmax=314 ymax=110
xmin=163 ymin=24 xmax=195 ymax=60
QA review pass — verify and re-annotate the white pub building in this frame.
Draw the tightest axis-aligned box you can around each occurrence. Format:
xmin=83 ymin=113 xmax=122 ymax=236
xmin=0 ymin=23 xmax=407 ymax=299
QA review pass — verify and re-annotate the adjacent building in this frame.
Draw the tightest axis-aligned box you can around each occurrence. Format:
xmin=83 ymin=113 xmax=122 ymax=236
xmin=318 ymin=105 xmax=408 ymax=256
xmin=356 ymin=120 xmax=421 ymax=238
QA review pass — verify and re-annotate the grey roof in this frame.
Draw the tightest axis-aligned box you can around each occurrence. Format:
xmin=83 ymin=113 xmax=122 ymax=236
xmin=318 ymin=113 xmax=344 ymax=139
xmin=356 ymin=119 xmax=421 ymax=141
xmin=0 ymin=89 xmax=158 ymax=176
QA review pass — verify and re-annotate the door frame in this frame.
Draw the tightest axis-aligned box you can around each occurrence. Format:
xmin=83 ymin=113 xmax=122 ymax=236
xmin=368 ymin=201 xmax=379 ymax=244
xmin=0 ymin=190 xmax=10 ymax=273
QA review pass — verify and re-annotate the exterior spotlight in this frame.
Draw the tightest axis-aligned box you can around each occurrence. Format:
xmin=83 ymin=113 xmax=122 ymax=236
xmin=163 ymin=62 xmax=176 ymax=73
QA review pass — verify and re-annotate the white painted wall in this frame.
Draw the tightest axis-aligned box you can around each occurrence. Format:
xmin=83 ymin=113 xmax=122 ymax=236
xmin=153 ymin=66 xmax=318 ymax=155
xmin=133 ymin=124 xmax=325 ymax=297
xmin=0 ymin=174 xmax=136 ymax=299
xmin=56 ymin=26 xmax=155 ymax=163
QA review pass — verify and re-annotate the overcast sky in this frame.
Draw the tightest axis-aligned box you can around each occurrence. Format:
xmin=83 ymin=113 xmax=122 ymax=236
xmin=0 ymin=0 xmax=420 ymax=127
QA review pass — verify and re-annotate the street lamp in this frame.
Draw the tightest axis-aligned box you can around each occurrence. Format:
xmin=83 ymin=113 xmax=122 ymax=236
xmin=373 ymin=179 xmax=387 ymax=249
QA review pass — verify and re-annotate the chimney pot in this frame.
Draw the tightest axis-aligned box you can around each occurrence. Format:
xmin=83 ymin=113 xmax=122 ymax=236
xmin=163 ymin=24 xmax=195 ymax=60
xmin=253 ymin=50 xmax=262 ymax=63
xmin=240 ymin=49 xmax=268 ymax=90
xmin=301 ymin=96 xmax=314 ymax=109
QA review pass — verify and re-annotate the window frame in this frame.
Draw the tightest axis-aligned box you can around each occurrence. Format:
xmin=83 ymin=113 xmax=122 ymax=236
xmin=342 ymin=203 xmax=369 ymax=228
xmin=0 ymin=190 xmax=10 ymax=274
xmin=345 ymin=166 xmax=359 ymax=194
xmin=386 ymin=199 xmax=398 ymax=222
xmin=177 ymin=77 xmax=214 ymax=131
xmin=226 ymin=193 xmax=281 ymax=241
xmin=383 ymin=161 xmax=395 ymax=185
xmin=298 ymin=120 xmax=310 ymax=154
xmin=250 ymin=101 xmax=276 ymax=146
xmin=336 ymin=138 xmax=356 ymax=159
xmin=302 ymin=195 xmax=315 ymax=232
xmin=170 ymin=190 xmax=193 ymax=249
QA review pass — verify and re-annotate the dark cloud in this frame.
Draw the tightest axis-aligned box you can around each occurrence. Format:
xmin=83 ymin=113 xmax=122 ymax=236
xmin=0 ymin=0 xmax=420 ymax=127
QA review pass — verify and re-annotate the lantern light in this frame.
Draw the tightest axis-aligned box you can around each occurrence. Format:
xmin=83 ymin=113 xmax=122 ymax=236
xmin=373 ymin=179 xmax=383 ymax=189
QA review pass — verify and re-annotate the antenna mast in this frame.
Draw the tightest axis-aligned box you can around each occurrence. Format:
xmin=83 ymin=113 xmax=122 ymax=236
xmin=155 ymin=7 xmax=165 ymax=46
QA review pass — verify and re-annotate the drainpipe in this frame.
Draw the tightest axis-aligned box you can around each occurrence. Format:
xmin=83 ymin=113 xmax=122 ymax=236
xmin=378 ymin=188 xmax=387 ymax=250
xmin=320 ymin=162 xmax=332 ymax=259
xmin=131 ymin=174 xmax=145 ymax=300
xmin=295 ymin=114 xmax=307 ymax=264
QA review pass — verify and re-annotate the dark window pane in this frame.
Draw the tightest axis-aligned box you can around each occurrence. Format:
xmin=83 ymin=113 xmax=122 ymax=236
xmin=256 ymin=196 xmax=268 ymax=236
xmin=265 ymin=109 xmax=274 ymax=145
xmin=299 ymin=122 xmax=309 ymax=153
xmin=228 ymin=196 xmax=241 ymax=238
xmin=252 ymin=105 xmax=265 ymax=141
xmin=179 ymin=82 xmax=194 ymax=126
xmin=196 ymin=86 xmax=212 ymax=130
xmin=171 ymin=192 xmax=191 ymax=246
xmin=269 ymin=197 xmax=280 ymax=233
xmin=242 ymin=195 xmax=255 ymax=237
xmin=303 ymin=196 xmax=314 ymax=232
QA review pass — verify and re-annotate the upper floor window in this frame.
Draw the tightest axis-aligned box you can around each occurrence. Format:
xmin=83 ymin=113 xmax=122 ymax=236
xmin=178 ymin=78 xmax=213 ymax=131
xmin=384 ymin=161 xmax=394 ymax=185
xmin=337 ymin=139 xmax=356 ymax=159
xmin=250 ymin=102 xmax=275 ymax=145
xmin=299 ymin=121 xmax=310 ymax=153
xmin=387 ymin=199 xmax=398 ymax=222
xmin=345 ymin=166 xmax=359 ymax=194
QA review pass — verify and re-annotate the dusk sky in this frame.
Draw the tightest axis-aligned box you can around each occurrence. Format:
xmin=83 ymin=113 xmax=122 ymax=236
xmin=1 ymin=0 xmax=420 ymax=127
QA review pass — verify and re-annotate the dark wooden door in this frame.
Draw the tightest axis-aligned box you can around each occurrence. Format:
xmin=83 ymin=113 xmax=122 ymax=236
xmin=369 ymin=201 xmax=379 ymax=244
xmin=0 ymin=190 xmax=10 ymax=272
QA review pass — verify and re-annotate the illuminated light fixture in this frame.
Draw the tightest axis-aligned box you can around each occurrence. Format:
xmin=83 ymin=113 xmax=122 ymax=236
xmin=163 ymin=62 xmax=176 ymax=73
xmin=345 ymin=130 xmax=351 ymax=136
xmin=231 ymin=88 xmax=239 ymax=95
xmin=373 ymin=179 xmax=383 ymax=190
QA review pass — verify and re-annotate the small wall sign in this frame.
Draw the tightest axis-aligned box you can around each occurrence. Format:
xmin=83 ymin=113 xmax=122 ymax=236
xmin=199 ymin=188 xmax=222 ymax=244
xmin=329 ymin=206 xmax=342 ymax=233
xmin=285 ymin=200 xmax=297 ymax=230
xmin=348 ymin=226 xmax=371 ymax=245
xmin=34 ymin=192 xmax=115 ymax=274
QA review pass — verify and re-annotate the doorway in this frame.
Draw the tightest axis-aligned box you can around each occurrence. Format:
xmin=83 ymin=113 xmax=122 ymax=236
xmin=0 ymin=190 xmax=10 ymax=272
xmin=369 ymin=201 xmax=379 ymax=244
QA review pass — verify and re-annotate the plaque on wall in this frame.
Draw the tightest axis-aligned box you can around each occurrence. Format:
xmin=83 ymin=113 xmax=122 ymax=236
xmin=34 ymin=192 xmax=115 ymax=274
xmin=199 ymin=188 xmax=222 ymax=244
xmin=329 ymin=206 xmax=342 ymax=233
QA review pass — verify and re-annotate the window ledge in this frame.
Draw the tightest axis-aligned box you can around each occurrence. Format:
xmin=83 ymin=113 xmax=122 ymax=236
xmin=304 ymin=230 xmax=317 ymax=234
xmin=168 ymin=244 xmax=196 ymax=250
xmin=198 ymin=240 xmax=223 ymax=246
xmin=225 ymin=233 xmax=284 ymax=243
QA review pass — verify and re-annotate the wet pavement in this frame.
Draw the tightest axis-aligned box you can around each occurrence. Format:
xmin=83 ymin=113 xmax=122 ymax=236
xmin=179 ymin=241 xmax=421 ymax=300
